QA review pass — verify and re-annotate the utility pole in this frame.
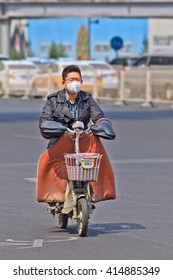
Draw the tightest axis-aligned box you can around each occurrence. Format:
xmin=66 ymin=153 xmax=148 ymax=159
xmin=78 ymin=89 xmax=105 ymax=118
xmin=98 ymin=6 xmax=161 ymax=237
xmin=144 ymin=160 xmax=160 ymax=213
xmin=88 ymin=18 xmax=99 ymax=60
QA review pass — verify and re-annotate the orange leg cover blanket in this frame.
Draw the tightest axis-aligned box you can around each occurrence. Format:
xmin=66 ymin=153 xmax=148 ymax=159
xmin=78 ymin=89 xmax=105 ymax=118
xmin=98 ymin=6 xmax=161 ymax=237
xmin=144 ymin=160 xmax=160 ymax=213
xmin=36 ymin=132 xmax=116 ymax=203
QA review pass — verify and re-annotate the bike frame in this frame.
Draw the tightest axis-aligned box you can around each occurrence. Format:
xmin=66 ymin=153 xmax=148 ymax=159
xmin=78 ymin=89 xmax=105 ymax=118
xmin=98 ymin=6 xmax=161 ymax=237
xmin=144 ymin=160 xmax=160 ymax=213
xmin=61 ymin=122 xmax=93 ymax=219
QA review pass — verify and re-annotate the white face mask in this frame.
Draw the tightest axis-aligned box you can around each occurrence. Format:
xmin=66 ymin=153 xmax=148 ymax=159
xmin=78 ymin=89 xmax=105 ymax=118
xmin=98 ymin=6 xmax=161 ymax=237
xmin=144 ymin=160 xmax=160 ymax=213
xmin=66 ymin=81 xmax=81 ymax=94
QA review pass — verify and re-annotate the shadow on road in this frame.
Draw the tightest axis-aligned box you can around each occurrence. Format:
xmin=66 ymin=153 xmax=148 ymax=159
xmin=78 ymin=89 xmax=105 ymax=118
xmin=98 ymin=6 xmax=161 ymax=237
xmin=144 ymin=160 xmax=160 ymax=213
xmin=87 ymin=222 xmax=146 ymax=237
xmin=51 ymin=222 xmax=146 ymax=237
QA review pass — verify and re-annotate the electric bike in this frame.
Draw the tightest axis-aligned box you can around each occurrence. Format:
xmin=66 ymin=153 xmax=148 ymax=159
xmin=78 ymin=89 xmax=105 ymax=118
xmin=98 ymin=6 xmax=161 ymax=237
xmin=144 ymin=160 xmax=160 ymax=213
xmin=40 ymin=119 xmax=116 ymax=237
xmin=50 ymin=121 xmax=102 ymax=237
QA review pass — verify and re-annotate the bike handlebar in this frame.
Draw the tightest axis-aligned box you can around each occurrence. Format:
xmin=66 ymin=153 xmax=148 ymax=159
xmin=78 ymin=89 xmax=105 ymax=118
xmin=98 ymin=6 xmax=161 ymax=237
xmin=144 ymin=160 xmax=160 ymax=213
xmin=66 ymin=121 xmax=91 ymax=134
xmin=66 ymin=127 xmax=91 ymax=134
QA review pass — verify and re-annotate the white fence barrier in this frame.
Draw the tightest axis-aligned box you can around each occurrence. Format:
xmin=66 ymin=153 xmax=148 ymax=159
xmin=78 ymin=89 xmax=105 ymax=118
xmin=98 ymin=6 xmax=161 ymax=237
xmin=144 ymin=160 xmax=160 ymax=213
xmin=113 ymin=66 xmax=173 ymax=105
xmin=1 ymin=66 xmax=173 ymax=107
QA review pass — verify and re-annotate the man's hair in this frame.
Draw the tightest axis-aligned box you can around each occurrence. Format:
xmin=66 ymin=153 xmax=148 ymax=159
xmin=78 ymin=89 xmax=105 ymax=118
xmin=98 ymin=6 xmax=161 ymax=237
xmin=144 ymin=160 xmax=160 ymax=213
xmin=62 ymin=65 xmax=82 ymax=80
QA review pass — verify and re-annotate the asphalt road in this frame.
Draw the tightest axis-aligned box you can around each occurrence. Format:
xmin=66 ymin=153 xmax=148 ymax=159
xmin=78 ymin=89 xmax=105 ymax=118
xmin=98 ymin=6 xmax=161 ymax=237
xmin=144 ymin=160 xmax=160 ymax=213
xmin=0 ymin=98 xmax=173 ymax=260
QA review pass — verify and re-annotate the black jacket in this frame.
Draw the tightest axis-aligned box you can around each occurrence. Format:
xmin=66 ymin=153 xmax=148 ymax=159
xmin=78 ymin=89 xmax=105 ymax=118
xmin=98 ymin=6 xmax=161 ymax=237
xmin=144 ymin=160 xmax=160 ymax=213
xmin=39 ymin=89 xmax=105 ymax=132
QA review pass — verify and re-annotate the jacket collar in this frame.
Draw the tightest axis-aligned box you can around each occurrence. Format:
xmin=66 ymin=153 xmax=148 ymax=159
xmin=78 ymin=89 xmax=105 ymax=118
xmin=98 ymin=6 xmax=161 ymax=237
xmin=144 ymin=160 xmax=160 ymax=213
xmin=56 ymin=89 xmax=89 ymax=103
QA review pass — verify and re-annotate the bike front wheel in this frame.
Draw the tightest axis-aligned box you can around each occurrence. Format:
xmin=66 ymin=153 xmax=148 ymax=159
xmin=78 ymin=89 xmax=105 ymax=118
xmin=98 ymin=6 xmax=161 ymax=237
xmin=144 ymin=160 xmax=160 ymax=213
xmin=77 ymin=198 xmax=89 ymax=237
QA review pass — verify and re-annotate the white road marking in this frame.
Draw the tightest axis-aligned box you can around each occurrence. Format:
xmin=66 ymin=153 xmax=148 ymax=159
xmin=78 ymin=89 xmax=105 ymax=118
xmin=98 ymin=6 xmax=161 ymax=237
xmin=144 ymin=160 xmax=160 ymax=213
xmin=45 ymin=236 xmax=78 ymax=243
xmin=6 ymin=239 xmax=31 ymax=242
xmin=0 ymin=236 xmax=79 ymax=250
xmin=25 ymin=178 xmax=37 ymax=183
xmin=121 ymin=225 xmax=131 ymax=229
xmin=0 ymin=239 xmax=33 ymax=247
xmin=33 ymin=239 xmax=43 ymax=248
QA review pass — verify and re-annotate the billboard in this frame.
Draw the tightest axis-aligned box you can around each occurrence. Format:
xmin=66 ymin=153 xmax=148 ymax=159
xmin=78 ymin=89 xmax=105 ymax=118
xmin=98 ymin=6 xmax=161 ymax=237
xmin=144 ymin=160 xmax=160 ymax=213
xmin=149 ymin=19 xmax=173 ymax=52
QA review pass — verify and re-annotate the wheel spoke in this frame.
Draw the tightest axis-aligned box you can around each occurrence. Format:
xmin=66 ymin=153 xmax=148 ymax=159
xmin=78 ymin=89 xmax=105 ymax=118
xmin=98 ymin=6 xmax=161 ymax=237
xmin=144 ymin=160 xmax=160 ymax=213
xmin=77 ymin=198 xmax=89 ymax=237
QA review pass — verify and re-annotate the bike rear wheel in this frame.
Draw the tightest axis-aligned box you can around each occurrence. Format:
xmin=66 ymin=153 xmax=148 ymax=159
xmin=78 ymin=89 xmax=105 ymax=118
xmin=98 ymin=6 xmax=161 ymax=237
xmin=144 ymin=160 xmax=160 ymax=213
xmin=77 ymin=198 xmax=89 ymax=237
xmin=58 ymin=213 xmax=68 ymax=229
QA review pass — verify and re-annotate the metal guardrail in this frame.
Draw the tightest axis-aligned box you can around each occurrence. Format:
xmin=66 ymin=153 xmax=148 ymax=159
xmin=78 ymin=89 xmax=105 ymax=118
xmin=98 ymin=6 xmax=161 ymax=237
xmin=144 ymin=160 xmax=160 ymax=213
xmin=117 ymin=66 xmax=173 ymax=105
xmin=1 ymin=66 xmax=173 ymax=107
xmin=0 ymin=68 xmax=33 ymax=99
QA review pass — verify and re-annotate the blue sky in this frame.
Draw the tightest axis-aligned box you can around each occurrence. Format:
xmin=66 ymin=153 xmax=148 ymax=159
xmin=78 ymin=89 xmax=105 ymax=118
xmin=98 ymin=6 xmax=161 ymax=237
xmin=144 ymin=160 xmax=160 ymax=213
xmin=28 ymin=17 xmax=148 ymax=60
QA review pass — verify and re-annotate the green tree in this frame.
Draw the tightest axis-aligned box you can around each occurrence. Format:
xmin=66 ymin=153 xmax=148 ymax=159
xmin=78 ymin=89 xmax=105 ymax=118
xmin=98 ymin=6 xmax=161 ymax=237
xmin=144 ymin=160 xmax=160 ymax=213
xmin=10 ymin=48 xmax=22 ymax=60
xmin=27 ymin=40 xmax=34 ymax=57
xmin=49 ymin=41 xmax=67 ymax=59
xmin=140 ymin=36 xmax=148 ymax=55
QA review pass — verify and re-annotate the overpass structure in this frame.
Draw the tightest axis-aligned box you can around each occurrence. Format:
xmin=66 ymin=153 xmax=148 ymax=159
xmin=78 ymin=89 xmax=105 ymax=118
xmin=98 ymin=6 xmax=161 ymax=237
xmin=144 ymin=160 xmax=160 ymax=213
xmin=1 ymin=0 xmax=173 ymax=55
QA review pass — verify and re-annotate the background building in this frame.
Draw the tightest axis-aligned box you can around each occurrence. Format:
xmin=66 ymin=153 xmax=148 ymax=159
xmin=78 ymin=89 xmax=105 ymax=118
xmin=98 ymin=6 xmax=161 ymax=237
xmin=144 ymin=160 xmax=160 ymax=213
xmin=10 ymin=19 xmax=29 ymax=58
xmin=148 ymin=19 xmax=173 ymax=53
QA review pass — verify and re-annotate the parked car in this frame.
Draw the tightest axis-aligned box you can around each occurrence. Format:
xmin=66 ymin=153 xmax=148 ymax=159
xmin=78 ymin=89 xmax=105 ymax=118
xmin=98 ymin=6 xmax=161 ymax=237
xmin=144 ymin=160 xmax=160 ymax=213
xmin=82 ymin=60 xmax=119 ymax=97
xmin=0 ymin=60 xmax=39 ymax=96
xmin=130 ymin=51 xmax=173 ymax=68
xmin=122 ymin=51 xmax=173 ymax=101
xmin=110 ymin=56 xmax=138 ymax=67
xmin=31 ymin=60 xmax=102 ymax=97
xmin=73 ymin=60 xmax=102 ymax=94
xmin=0 ymin=53 xmax=9 ymax=61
